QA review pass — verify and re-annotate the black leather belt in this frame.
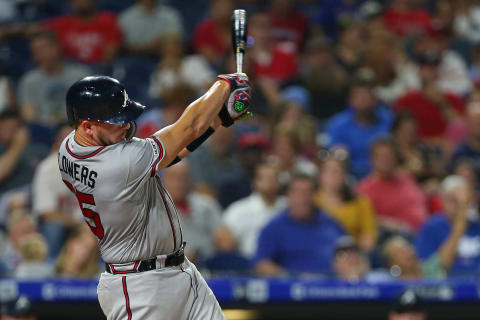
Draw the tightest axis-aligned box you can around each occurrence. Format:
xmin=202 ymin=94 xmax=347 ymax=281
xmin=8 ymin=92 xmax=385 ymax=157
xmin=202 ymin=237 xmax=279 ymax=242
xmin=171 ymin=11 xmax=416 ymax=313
xmin=106 ymin=246 xmax=185 ymax=274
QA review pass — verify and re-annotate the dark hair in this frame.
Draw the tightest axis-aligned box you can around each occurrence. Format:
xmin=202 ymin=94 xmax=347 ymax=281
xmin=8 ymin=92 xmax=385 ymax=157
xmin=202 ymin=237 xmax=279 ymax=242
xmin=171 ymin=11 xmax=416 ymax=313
xmin=30 ymin=29 xmax=58 ymax=44
xmin=0 ymin=108 xmax=21 ymax=121
xmin=392 ymin=112 xmax=416 ymax=134
xmin=288 ymin=171 xmax=317 ymax=190
xmin=318 ymin=151 xmax=356 ymax=202
xmin=370 ymin=135 xmax=398 ymax=156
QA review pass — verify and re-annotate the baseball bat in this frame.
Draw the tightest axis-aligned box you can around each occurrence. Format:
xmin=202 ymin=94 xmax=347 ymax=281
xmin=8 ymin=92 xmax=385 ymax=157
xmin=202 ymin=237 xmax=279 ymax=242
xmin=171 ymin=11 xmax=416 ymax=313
xmin=232 ymin=9 xmax=247 ymax=74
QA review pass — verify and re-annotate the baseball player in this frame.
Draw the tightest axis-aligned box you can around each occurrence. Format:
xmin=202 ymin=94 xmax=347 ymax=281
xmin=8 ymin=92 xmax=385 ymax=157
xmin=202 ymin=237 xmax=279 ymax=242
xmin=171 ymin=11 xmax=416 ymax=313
xmin=58 ymin=74 xmax=250 ymax=319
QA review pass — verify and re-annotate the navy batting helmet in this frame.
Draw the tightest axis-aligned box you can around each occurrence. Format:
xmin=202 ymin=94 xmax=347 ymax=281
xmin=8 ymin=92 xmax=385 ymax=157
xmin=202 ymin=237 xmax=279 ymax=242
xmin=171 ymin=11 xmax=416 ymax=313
xmin=66 ymin=76 xmax=145 ymax=126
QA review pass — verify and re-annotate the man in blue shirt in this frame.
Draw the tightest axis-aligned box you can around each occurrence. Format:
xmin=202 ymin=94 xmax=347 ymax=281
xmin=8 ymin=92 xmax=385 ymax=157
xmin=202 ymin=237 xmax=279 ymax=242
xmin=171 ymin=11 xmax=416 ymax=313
xmin=324 ymin=79 xmax=393 ymax=179
xmin=415 ymin=175 xmax=480 ymax=277
xmin=253 ymin=173 xmax=345 ymax=276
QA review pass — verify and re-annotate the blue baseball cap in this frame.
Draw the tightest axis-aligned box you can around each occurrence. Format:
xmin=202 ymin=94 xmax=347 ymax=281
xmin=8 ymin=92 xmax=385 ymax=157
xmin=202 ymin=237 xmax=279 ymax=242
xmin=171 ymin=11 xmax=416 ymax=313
xmin=282 ymin=86 xmax=311 ymax=111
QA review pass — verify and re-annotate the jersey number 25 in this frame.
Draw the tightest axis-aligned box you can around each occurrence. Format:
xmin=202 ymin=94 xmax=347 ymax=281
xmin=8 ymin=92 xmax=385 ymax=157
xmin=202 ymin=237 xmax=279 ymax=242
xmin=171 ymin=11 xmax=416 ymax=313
xmin=63 ymin=180 xmax=105 ymax=239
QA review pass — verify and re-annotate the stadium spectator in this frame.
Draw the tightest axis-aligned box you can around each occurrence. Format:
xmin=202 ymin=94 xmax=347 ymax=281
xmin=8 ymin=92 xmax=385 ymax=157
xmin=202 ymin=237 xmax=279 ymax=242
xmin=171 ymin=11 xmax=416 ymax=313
xmin=268 ymin=124 xmax=317 ymax=188
xmin=415 ymin=175 xmax=480 ymax=277
xmin=43 ymin=0 xmax=122 ymax=64
xmin=118 ymin=0 xmax=184 ymax=56
xmin=0 ymin=211 xmax=36 ymax=276
xmin=223 ymin=161 xmax=287 ymax=259
xmin=193 ymin=0 xmax=234 ymax=68
xmin=389 ymin=289 xmax=427 ymax=320
xmin=383 ymin=0 xmax=432 ymax=37
xmin=357 ymin=137 xmax=428 ymax=236
xmin=333 ymin=236 xmax=371 ymax=281
xmin=313 ymin=0 xmax=365 ymax=41
xmin=188 ymin=126 xmax=245 ymax=199
xmin=394 ymin=50 xmax=464 ymax=144
xmin=248 ymin=11 xmax=298 ymax=85
xmin=383 ymin=236 xmax=444 ymax=279
xmin=253 ymin=173 xmax=344 ymax=276
xmin=14 ymin=232 xmax=52 ymax=279
xmin=314 ymin=150 xmax=377 ymax=252
xmin=454 ymin=0 xmax=480 ymax=45
xmin=55 ymin=225 xmax=100 ymax=278
xmin=16 ymin=0 xmax=66 ymax=22
xmin=324 ymin=78 xmax=393 ymax=179
xmin=334 ymin=19 xmax=365 ymax=75
xmin=392 ymin=112 xmax=444 ymax=183
xmin=137 ymin=83 xmax=195 ymax=138
xmin=148 ymin=34 xmax=215 ymax=99
xmin=0 ymin=110 xmax=48 ymax=196
xmin=162 ymin=160 xmax=228 ymax=263
xmin=32 ymin=122 xmax=81 ymax=259
xmin=270 ymin=86 xmax=317 ymax=158
xmin=0 ymin=74 xmax=16 ymax=112
xmin=413 ymin=32 xmax=472 ymax=96
xmin=449 ymin=102 xmax=480 ymax=186
xmin=18 ymin=30 xmax=89 ymax=126
xmin=266 ymin=0 xmax=310 ymax=51
xmin=299 ymin=36 xmax=349 ymax=120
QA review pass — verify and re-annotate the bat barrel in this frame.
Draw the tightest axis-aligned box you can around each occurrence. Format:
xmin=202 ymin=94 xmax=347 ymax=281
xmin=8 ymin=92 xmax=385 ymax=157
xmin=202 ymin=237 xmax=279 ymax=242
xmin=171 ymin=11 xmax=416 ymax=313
xmin=232 ymin=9 xmax=247 ymax=74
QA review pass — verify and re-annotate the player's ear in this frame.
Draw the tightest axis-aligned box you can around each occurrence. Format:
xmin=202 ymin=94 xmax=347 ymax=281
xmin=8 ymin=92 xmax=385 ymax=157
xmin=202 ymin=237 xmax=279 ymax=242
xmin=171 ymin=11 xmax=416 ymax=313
xmin=81 ymin=120 xmax=95 ymax=136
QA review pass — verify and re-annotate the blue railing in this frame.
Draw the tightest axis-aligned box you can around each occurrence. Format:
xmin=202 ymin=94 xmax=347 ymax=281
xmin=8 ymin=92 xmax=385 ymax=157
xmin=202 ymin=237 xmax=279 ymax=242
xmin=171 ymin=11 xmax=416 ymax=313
xmin=1 ymin=277 xmax=479 ymax=303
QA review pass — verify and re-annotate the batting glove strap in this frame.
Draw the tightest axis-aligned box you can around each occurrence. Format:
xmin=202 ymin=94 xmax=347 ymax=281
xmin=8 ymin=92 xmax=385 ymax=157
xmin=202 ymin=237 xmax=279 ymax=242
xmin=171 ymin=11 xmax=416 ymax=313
xmin=217 ymin=73 xmax=249 ymax=91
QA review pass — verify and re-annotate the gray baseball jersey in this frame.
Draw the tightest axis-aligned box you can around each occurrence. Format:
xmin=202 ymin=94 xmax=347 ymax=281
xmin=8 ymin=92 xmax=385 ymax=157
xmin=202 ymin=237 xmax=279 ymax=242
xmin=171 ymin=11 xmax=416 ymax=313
xmin=58 ymin=131 xmax=183 ymax=264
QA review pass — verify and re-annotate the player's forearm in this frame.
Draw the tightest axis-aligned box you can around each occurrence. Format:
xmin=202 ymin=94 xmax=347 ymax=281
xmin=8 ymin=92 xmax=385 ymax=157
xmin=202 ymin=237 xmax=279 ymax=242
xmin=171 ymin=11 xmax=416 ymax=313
xmin=184 ymin=80 xmax=229 ymax=140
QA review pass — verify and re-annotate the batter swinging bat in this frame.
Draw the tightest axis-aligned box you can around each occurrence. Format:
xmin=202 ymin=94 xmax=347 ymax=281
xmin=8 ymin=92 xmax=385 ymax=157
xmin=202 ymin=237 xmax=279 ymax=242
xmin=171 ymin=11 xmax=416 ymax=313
xmin=232 ymin=9 xmax=247 ymax=74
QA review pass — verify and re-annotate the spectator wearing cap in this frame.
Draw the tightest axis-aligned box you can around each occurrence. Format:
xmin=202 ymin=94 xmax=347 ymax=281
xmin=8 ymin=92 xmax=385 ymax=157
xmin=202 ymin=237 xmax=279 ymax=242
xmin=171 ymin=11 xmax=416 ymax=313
xmin=415 ymin=175 xmax=480 ymax=277
xmin=333 ymin=236 xmax=371 ymax=281
xmin=449 ymin=102 xmax=480 ymax=189
xmin=223 ymin=161 xmax=287 ymax=259
xmin=394 ymin=50 xmax=465 ymax=145
xmin=324 ymin=78 xmax=393 ymax=179
xmin=253 ymin=173 xmax=344 ymax=276
xmin=357 ymin=137 xmax=428 ymax=236
xmin=0 ymin=295 xmax=37 ymax=320
xmin=119 ymin=0 xmax=184 ymax=57
xmin=389 ymin=289 xmax=427 ymax=320
xmin=315 ymin=151 xmax=377 ymax=252
xmin=299 ymin=36 xmax=349 ymax=120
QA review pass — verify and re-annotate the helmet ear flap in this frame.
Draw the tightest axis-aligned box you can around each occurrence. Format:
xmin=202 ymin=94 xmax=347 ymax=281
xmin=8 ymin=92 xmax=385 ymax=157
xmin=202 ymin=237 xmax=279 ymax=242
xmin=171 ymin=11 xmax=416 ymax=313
xmin=125 ymin=121 xmax=137 ymax=140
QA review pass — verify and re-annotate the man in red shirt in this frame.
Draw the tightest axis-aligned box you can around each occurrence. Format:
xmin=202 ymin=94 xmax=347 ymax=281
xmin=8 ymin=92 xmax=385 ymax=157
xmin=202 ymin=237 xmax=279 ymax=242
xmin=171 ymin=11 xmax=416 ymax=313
xmin=193 ymin=0 xmax=233 ymax=67
xmin=43 ymin=0 xmax=121 ymax=64
xmin=394 ymin=51 xmax=464 ymax=144
xmin=248 ymin=11 xmax=298 ymax=85
xmin=357 ymin=137 xmax=428 ymax=235
xmin=266 ymin=0 xmax=310 ymax=51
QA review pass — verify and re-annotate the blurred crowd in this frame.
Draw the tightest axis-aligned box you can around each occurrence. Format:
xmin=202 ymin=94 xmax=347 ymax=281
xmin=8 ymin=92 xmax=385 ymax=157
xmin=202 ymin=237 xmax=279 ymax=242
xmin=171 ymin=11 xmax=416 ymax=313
xmin=1 ymin=0 xmax=480 ymax=283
